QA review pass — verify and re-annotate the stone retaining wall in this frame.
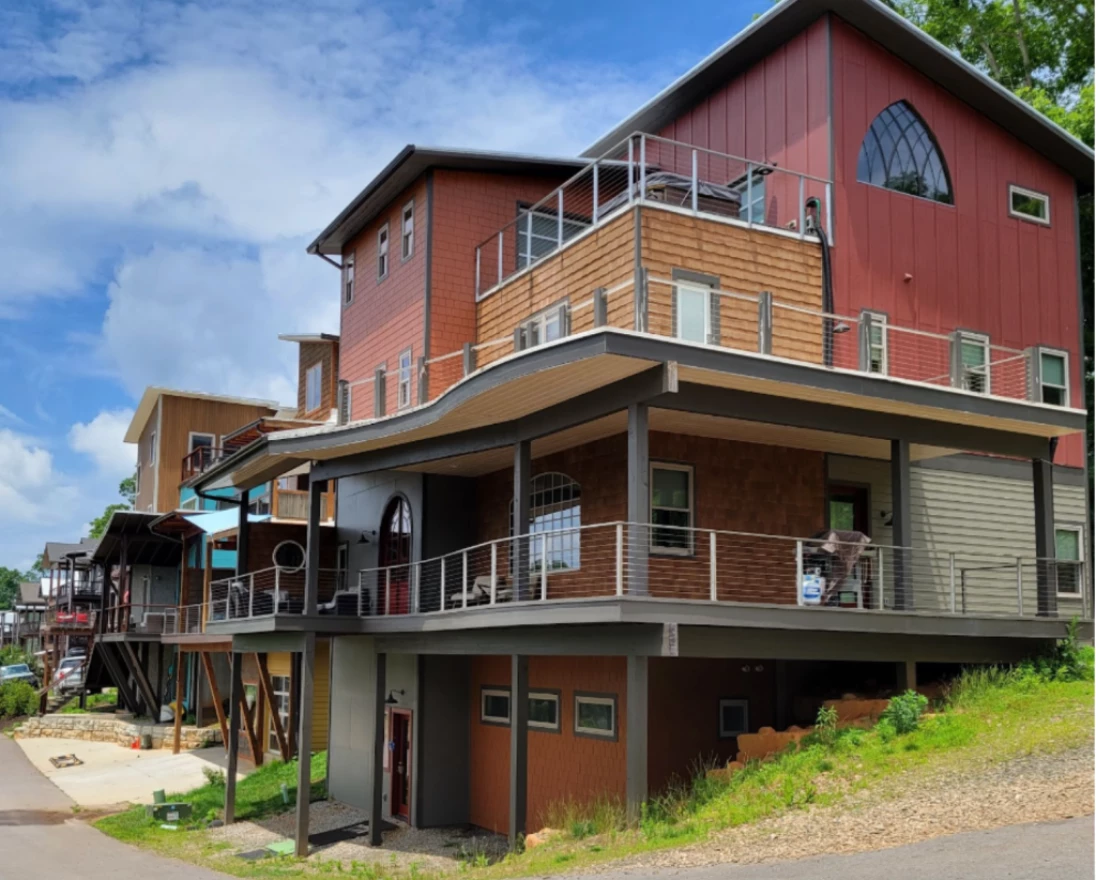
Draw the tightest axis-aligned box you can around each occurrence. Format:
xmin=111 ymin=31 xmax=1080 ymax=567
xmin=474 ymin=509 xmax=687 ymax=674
xmin=13 ymin=713 xmax=222 ymax=751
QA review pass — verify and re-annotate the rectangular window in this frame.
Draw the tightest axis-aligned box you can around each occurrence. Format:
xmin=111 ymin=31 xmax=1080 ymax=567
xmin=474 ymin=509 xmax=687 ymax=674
xmin=1055 ymin=527 xmax=1083 ymax=596
xmin=249 ymin=490 xmax=271 ymax=516
xmin=343 ymin=253 xmax=355 ymax=305
xmin=528 ymin=691 xmax=560 ymax=731
xmin=719 ymin=698 xmax=750 ymax=738
xmin=401 ymin=201 xmax=414 ymax=260
xmin=516 ymin=207 xmax=588 ymax=269
xmin=674 ymin=281 xmax=711 ymax=344
xmin=268 ymin=674 xmax=291 ymax=753
xmin=377 ymin=223 xmax=389 ymax=280
xmin=1039 ymin=350 xmax=1068 ymax=406
xmin=397 ymin=348 xmax=413 ymax=409
xmin=135 ymin=463 xmax=141 ymax=494
xmin=1009 ymin=184 xmax=1050 ymax=225
xmin=650 ymin=463 xmax=694 ymax=555
xmin=305 ymin=362 xmax=323 ymax=412
xmin=958 ymin=332 xmax=990 ymax=394
xmin=518 ymin=301 xmax=567 ymax=350
xmin=179 ymin=495 xmax=199 ymax=511
xmin=480 ymin=686 xmax=510 ymax=725
xmin=574 ymin=693 xmax=617 ymax=739
xmin=866 ymin=312 xmax=888 ymax=375
xmin=148 ymin=431 xmax=156 ymax=464
xmin=189 ymin=432 xmax=214 ymax=453
xmin=730 ymin=169 xmax=767 ymax=223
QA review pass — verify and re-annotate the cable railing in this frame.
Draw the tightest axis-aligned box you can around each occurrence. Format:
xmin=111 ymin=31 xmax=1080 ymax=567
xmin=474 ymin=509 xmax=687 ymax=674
xmin=162 ymin=604 xmax=204 ymax=635
xmin=473 ymin=133 xmax=833 ymax=299
xmin=102 ymin=603 xmax=179 ymax=634
xmin=198 ymin=523 xmax=1088 ymax=625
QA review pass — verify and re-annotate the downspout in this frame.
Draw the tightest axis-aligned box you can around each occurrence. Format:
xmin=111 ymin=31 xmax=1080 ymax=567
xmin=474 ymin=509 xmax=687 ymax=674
xmin=806 ymin=196 xmax=835 ymax=367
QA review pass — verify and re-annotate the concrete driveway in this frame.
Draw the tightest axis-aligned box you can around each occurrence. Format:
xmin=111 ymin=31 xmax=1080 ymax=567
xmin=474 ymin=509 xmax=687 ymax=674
xmin=0 ymin=735 xmax=227 ymax=879
xmin=16 ymin=736 xmax=241 ymax=807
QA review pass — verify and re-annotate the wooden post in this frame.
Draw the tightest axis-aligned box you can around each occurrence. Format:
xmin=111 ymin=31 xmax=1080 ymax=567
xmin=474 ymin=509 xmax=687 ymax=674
xmin=201 ymin=651 xmax=230 ymax=751
xmin=173 ymin=648 xmax=184 ymax=754
xmin=225 ymin=652 xmax=241 ymax=825
xmin=238 ymin=671 xmax=262 ymax=767
xmin=295 ymin=633 xmax=317 ymax=857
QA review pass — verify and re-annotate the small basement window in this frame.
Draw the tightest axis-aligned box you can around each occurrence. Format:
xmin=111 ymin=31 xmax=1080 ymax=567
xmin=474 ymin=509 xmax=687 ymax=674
xmin=574 ymin=693 xmax=616 ymax=739
xmin=1009 ymin=185 xmax=1050 ymax=225
xmin=481 ymin=687 xmax=510 ymax=725
xmin=528 ymin=691 xmax=560 ymax=731
xmin=718 ymin=698 xmax=750 ymax=738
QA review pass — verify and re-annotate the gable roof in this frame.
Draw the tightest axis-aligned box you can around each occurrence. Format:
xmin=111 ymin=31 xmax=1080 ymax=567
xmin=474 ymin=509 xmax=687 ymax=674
xmin=307 ymin=146 xmax=589 ymax=256
xmin=19 ymin=583 xmax=44 ymax=605
xmin=583 ymin=0 xmax=1093 ymax=185
xmin=124 ymin=386 xmax=284 ymax=444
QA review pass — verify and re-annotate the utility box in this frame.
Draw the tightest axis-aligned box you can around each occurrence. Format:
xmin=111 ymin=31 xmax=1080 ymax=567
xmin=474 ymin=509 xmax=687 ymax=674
xmin=146 ymin=802 xmax=192 ymax=823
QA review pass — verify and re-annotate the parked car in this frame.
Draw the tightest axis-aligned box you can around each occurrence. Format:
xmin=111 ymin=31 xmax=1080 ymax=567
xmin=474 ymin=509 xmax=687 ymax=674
xmin=0 ymin=663 xmax=39 ymax=689
xmin=53 ymin=657 xmax=84 ymax=693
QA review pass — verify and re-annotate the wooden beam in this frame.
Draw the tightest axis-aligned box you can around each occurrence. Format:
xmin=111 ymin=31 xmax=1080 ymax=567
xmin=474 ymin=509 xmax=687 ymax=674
xmin=120 ymin=640 xmax=158 ymax=714
xmin=173 ymin=649 xmax=184 ymax=754
xmin=201 ymin=651 xmax=229 ymax=751
xmin=202 ymin=538 xmax=213 ymax=631
xmin=257 ymin=653 xmax=289 ymax=761
xmin=238 ymin=670 xmax=262 ymax=768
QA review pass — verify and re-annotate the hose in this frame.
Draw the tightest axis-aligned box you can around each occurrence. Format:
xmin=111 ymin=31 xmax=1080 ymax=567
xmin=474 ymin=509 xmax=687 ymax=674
xmin=806 ymin=197 xmax=834 ymax=367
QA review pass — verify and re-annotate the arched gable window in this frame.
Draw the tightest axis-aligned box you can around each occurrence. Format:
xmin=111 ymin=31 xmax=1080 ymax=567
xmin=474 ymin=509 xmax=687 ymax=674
xmin=856 ymin=101 xmax=953 ymax=205
xmin=509 ymin=472 xmax=581 ymax=572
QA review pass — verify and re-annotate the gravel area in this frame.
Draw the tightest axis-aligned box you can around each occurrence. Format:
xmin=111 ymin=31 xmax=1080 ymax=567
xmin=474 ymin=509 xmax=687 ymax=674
xmin=592 ymin=745 xmax=1094 ymax=873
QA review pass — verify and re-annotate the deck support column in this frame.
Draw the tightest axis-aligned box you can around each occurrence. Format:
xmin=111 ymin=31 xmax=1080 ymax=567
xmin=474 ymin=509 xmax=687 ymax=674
xmin=625 ymin=655 xmax=648 ymax=821
xmin=890 ymin=439 xmax=911 ymax=611
xmin=370 ymin=652 xmax=387 ymax=846
xmin=1032 ymin=456 xmax=1057 ymax=617
xmin=225 ymin=651 xmax=242 ymax=825
xmin=627 ymin=403 xmax=650 ymax=595
xmin=896 ymin=659 xmax=917 ymax=692
xmin=235 ymin=490 xmax=250 ymax=578
xmin=508 ymin=654 xmax=529 ymax=846
xmin=513 ymin=441 xmax=531 ymax=602
xmin=173 ymin=647 xmax=184 ymax=754
xmin=304 ymin=475 xmax=323 ymax=616
xmin=294 ymin=632 xmax=317 ymax=857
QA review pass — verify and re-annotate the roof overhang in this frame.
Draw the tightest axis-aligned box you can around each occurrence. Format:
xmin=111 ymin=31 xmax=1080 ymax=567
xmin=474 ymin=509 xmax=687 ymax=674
xmin=124 ymin=386 xmax=284 ymax=443
xmin=278 ymin=333 xmax=340 ymax=344
xmin=307 ymin=147 xmax=589 ymax=256
xmin=189 ymin=329 xmax=1085 ymax=492
xmin=583 ymin=0 xmax=1094 ymax=186
xmin=92 ymin=510 xmax=183 ymax=567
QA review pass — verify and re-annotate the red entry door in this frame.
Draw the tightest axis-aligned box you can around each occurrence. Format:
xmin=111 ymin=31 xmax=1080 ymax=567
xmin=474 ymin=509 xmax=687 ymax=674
xmin=390 ymin=709 xmax=412 ymax=821
xmin=379 ymin=497 xmax=412 ymax=615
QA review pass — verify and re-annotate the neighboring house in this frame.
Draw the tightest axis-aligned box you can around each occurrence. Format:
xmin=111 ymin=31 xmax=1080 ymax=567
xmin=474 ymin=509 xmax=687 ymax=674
xmin=38 ymin=538 xmax=101 ymax=685
xmin=13 ymin=583 xmax=47 ymax=655
xmin=183 ymin=0 xmax=1091 ymax=854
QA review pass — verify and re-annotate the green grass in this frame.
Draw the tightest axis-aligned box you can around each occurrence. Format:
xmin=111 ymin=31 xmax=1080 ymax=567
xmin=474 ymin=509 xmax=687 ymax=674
xmin=59 ymin=688 xmax=118 ymax=714
xmin=95 ymin=646 xmax=1094 ymax=880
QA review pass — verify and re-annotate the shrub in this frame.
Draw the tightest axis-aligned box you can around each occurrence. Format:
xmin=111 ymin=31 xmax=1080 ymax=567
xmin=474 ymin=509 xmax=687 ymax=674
xmin=880 ymin=690 xmax=928 ymax=735
xmin=0 ymin=645 xmax=35 ymax=668
xmin=814 ymin=704 xmax=839 ymax=747
xmin=202 ymin=767 xmax=226 ymax=787
xmin=0 ymin=681 xmax=39 ymax=718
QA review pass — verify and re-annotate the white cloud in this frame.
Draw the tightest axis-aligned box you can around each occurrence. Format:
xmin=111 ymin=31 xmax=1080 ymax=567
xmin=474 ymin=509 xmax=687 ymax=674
xmin=68 ymin=408 xmax=137 ymax=478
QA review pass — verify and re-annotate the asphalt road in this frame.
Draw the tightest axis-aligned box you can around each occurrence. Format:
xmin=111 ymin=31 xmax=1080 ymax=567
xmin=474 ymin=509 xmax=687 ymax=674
xmin=0 ymin=734 xmax=224 ymax=879
xmin=580 ymin=816 xmax=1095 ymax=880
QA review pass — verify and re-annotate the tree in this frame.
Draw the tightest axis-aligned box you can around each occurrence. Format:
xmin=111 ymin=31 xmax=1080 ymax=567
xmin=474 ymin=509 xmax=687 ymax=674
xmin=0 ymin=568 xmax=36 ymax=611
xmin=88 ymin=471 xmax=138 ymax=540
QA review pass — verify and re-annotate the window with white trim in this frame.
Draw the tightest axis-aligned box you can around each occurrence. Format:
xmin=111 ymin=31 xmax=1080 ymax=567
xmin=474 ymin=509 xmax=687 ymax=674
xmin=481 ymin=686 xmax=510 ymax=725
xmin=179 ymin=495 xmax=199 ymax=511
xmin=1009 ymin=185 xmax=1050 ymax=225
xmin=517 ymin=301 xmax=567 ymax=349
xmin=650 ymin=463 xmax=693 ymax=554
xmin=268 ymin=674 xmax=291 ymax=752
xmin=148 ymin=431 xmax=156 ymax=464
xmin=401 ymin=201 xmax=414 ymax=260
xmin=574 ymin=693 xmax=616 ymax=738
xmin=377 ymin=223 xmax=389 ymax=280
xmin=958 ymin=332 xmax=990 ymax=394
xmin=1055 ymin=527 xmax=1083 ymax=596
xmin=729 ymin=168 xmax=767 ymax=223
xmin=509 ymin=472 xmax=581 ymax=574
xmin=867 ymin=312 xmax=888 ymax=375
xmin=718 ymin=698 xmax=750 ymax=738
xmin=1039 ymin=350 xmax=1068 ymax=406
xmin=397 ymin=348 xmax=413 ymax=409
xmin=189 ymin=432 xmax=215 ymax=453
xmin=343 ymin=253 xmax=355 ymax=305
xmin=516 ymin=207 xmax=588 ymax=269
xmin=305 ymin=362 xmax=323 ymax=412
xmin=528 ymin=691 xmax=560 ymax=731
xmin=674 ymin=280 xmax=712 ymax=344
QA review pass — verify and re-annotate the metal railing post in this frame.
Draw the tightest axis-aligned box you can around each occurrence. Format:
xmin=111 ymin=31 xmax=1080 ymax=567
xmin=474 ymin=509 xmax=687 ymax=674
xmin=758 ymin=291 xmax=772 ymax=355
xmin=557 ymin=189 xmax=564 ymax=248
xmin=1016 ymin=557 xmax=1024 ymax=615
xmin=592 ymin=161 xmax=599 ymax=223
xmin=462 ymin=551 xmax=468 ymax=610
xmin=949 ymin=552 xmax=957 ymax=613
xmin=540 ymin=534 xmax=548 ymax=601
xmin=615 ymin=524 xmax=624 ymax=596
xmin=709 ymin=531 xmax=717 ymax=601
xmin=798 ymin=176 xmax=805 ymax=238
xmin=639 ymin=135 xmax=647 ymax=201
xmin=249 ymin=573 xmax=255 ymax=618
xmin=525 ymin=211 xmax=533 ymax=267
xmin=795 ymin=540 xmax=804 ymax=606
xmin=358 ymin=574 xmax=364 ymax=617
xmin=497 ymin=231 xmax=503 ymax=287
xmin=490 ymin=543 xmax=498 ymax=605
xmin=627 ymin=138 xmax=635 ymax=203
xmin=440 ymin=557 xmax=446 ymax=611
xmin=825 ymin=182 xmax=833 ymax=244
xmin=746 ymin=163 xmax=753 ymax=226
xmin=858 ymin=311 xmax=872 ymax=372
xmin=475 ymin=247 xmax=481 ymax=296
xmin=690 ymin=149 xmax=699 ymax=213
xmin=593 ymin=286 xmax=608 ymax=327
xmin=385 ymin=569 xmax=391 ymax=616
xmin=462 ymin=342 xmax=476 ymax=377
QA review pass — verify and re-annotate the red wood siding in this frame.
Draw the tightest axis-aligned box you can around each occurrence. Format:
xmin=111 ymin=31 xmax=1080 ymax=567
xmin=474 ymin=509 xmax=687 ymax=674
xmin=830 ymin=17 xmax=1083 ymax=465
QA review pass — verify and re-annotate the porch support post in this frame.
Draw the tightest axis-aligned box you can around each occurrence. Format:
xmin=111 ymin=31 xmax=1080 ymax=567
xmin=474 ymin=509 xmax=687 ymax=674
xmin=225 ymin=651 xmax=242 ymax=825
xmin=513 ymin=441 xmax=531 ymax=602
xmin=1032 ymin=456 xmax=1057 ymax=617
xmin=294 ymin=632 xmax=317 ymax=857
xmin=625 ymin=655 xmax=648 ymax=821
xmin=627 ymin=403 xmax=650 ymax=595
xmin=370 ymin=652 xmax=387 ymax=846
xmin=896 ymin=659 xmax=917 ymax=691
xmin=304 ymin=475 xmax=323 ymax=616
xmin=235 ymin=490 xmax=250 ymax=578
xmin=509 ymin=654 xmax=529 ymax=846
xmin=890 ymin=438 xmax=911 ymax=611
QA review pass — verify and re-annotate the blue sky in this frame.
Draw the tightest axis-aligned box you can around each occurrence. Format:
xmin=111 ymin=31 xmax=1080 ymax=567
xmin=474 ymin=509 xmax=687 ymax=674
xmin=0 ymin=0 xmax=762 ymax=569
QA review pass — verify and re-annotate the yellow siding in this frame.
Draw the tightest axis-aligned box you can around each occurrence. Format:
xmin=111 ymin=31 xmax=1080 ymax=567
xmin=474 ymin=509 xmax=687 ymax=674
xmin=265 ymin=640 xmax=330 ymax=753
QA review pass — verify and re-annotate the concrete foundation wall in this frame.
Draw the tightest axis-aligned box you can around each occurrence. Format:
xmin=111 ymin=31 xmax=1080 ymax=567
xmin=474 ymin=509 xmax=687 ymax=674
xmin=327 ymin=636 xmax=378 ymax=812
